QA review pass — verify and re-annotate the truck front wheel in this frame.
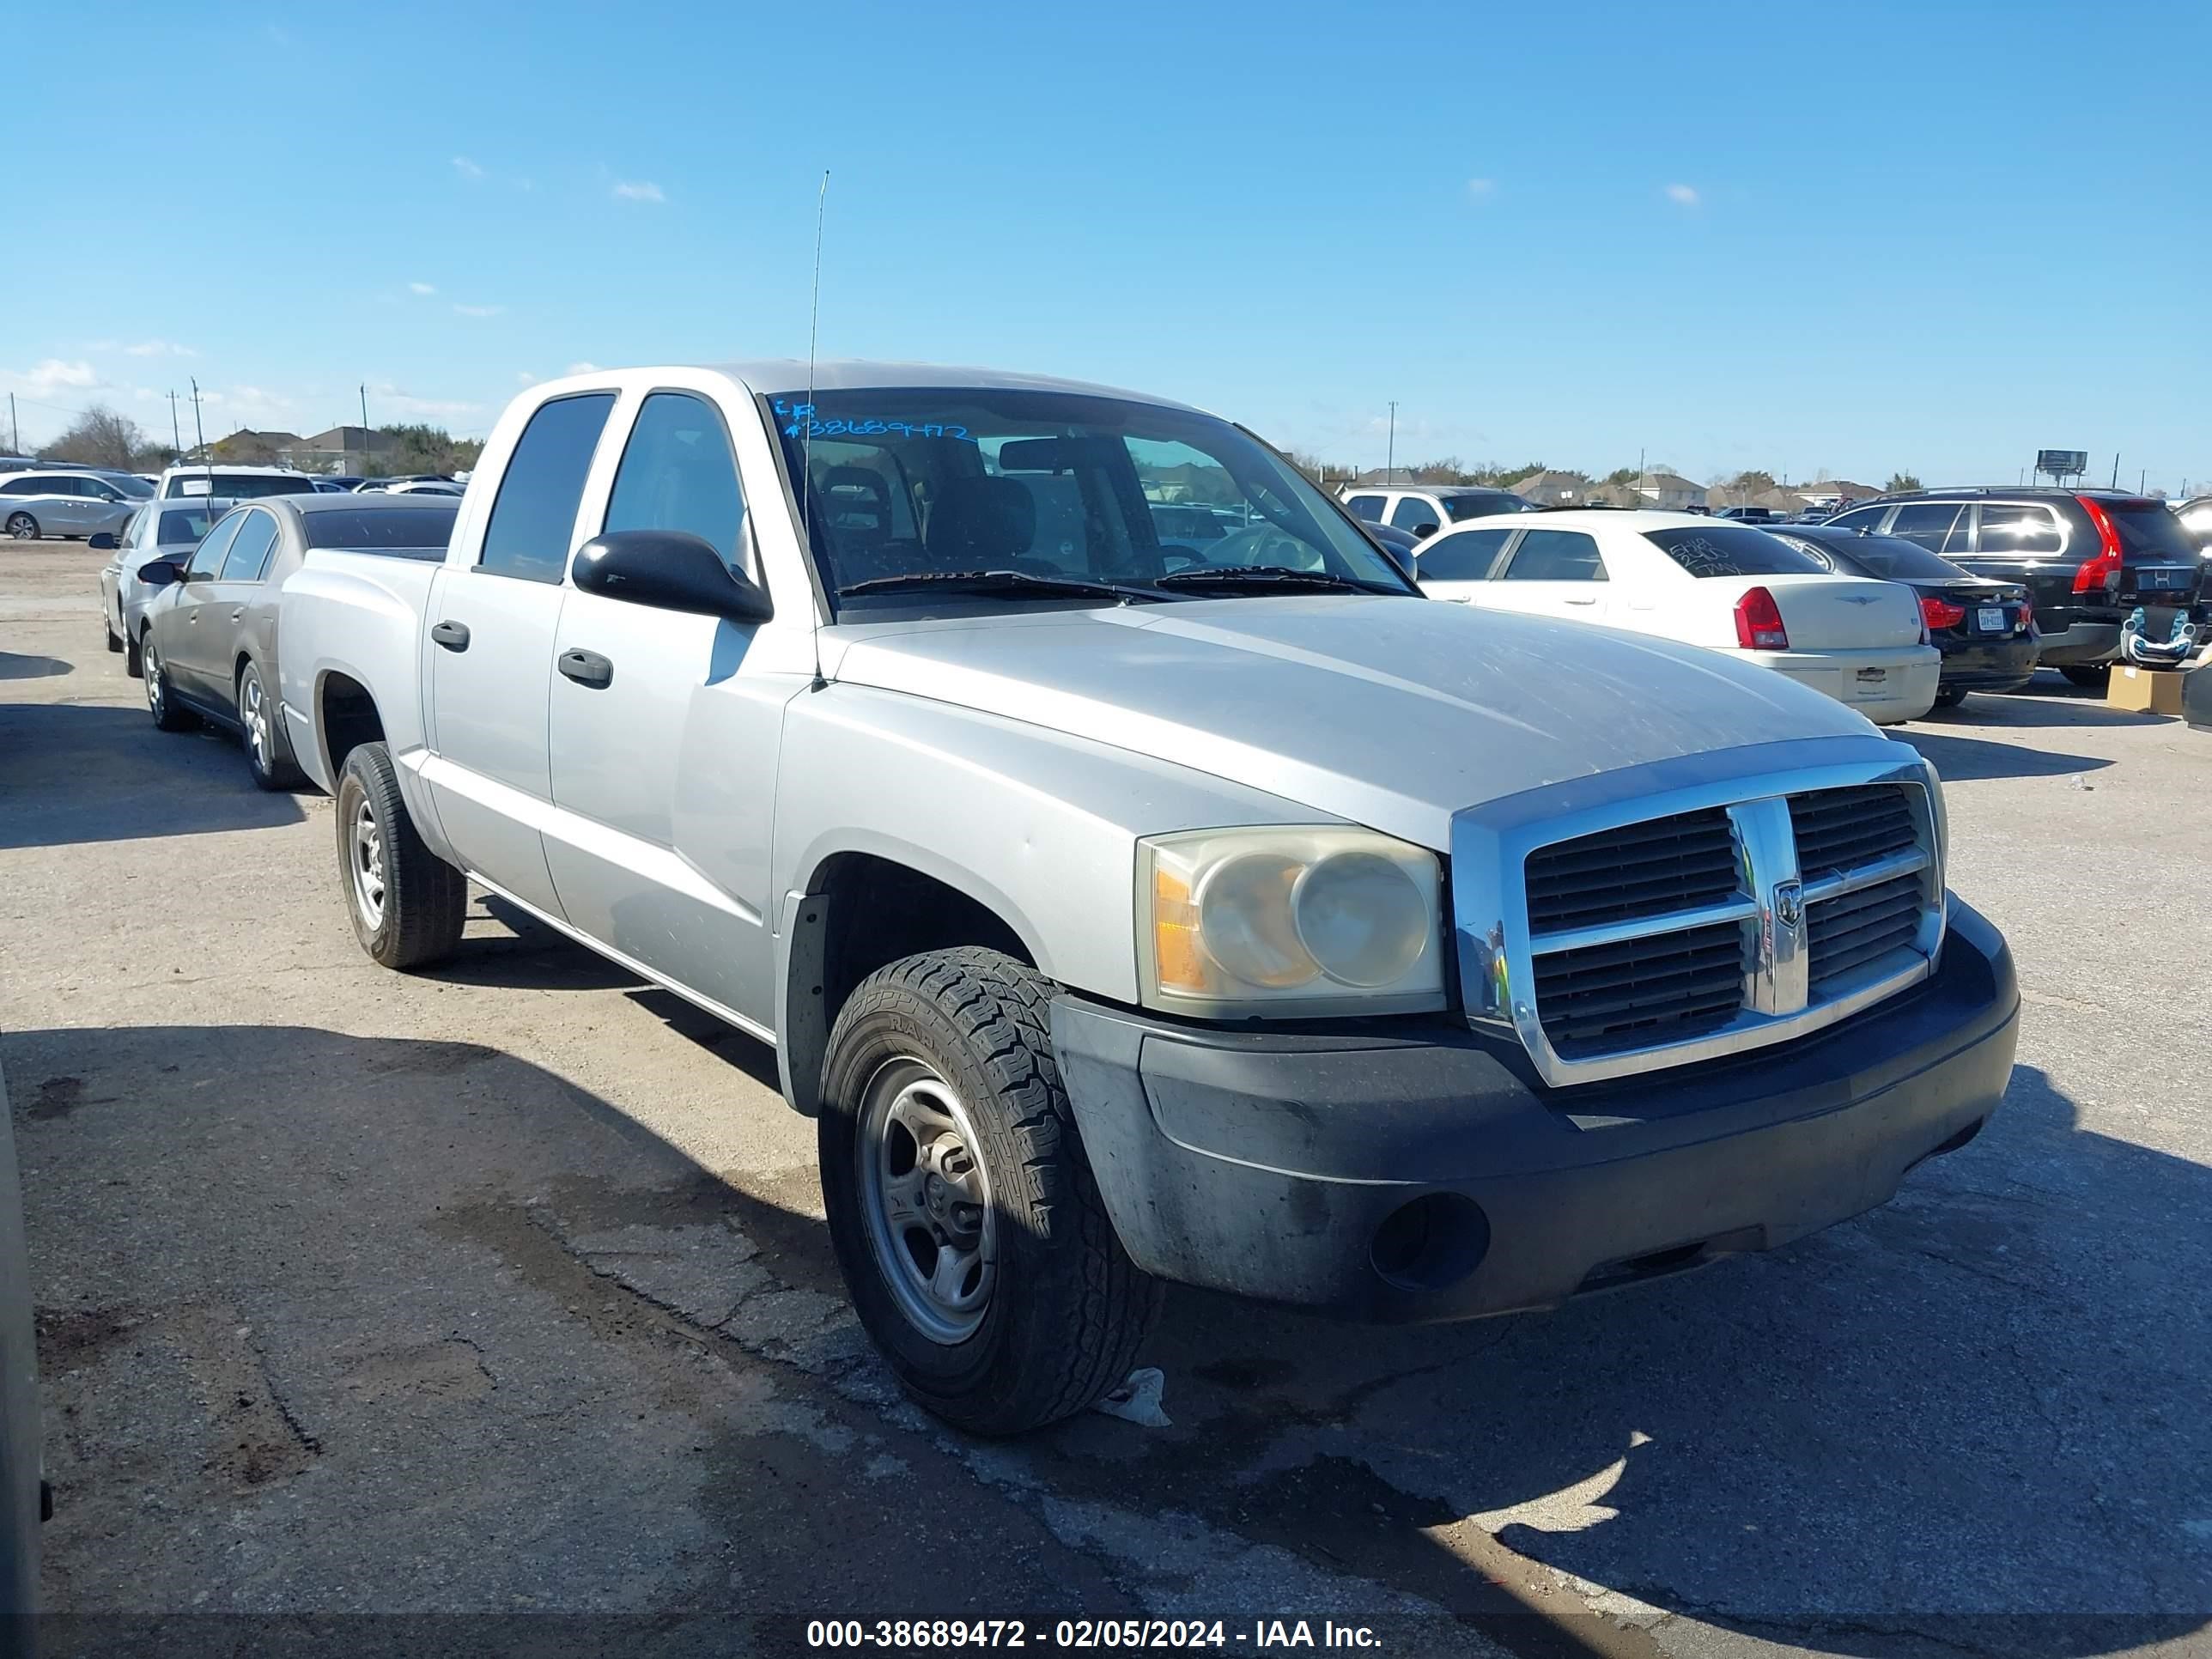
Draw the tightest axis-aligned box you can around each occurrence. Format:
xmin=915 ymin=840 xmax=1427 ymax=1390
xmin=334 ymin=740 xmax=466 ymax=969
xmin=818 ymin=947 xmax=1163 ymax=1435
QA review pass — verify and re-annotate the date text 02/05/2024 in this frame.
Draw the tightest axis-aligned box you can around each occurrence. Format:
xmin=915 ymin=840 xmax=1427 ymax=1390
xmin=803 ymin=1618 xmax=1384 ymax=1650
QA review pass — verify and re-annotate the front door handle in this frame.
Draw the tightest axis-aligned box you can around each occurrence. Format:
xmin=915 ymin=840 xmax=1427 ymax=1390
xmin=430 ymin=619 xmax=471 ymax=652
xmin=557 ymin=648 xmax=613 ymax=690
xmin=230 ymin=609 xmax=244 ymax=623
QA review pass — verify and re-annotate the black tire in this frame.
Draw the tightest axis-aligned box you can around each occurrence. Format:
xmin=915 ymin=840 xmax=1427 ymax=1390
xmin=333 ymin=740 xmax=466 ymax=970
xmin=2060 ymin=664 xmax=2110 ymax=688
xmin=1932 ymin=684 xmax=1966 ymax=709
xmin=104 ymin=611 xmax=122 ymax=653
xmin=4 ymin=513 xmax=38 ymax=540
xmin=235 ymin=659 xmax=304 ymax=791
xmin=124 ymin=627 xmax=142 ymax=678
xmin=818 ymin=947 xmax=1163 ymax=1436
xmin=141 ymin=631 xmax=197 ymax=732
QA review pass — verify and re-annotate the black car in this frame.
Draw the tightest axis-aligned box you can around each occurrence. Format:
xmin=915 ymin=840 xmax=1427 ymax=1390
xmin=1774 ymin=526 xmax=2037 ymax=708
xmin=1824 ymin=489 xmax=2202 ymax=685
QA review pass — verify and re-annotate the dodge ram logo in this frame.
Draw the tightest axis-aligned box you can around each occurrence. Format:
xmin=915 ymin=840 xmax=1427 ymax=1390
xmin=1772 ymin=880 xmax=1804 ymax=928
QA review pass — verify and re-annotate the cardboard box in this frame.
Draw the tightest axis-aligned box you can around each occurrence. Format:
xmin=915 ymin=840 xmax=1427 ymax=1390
xmin=2106 ymin=664 xmax=2192 ymax=716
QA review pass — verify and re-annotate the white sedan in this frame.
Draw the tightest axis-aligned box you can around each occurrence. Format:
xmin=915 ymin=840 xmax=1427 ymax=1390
xmin=1415 ymin=509 xmax=1940 ymax=724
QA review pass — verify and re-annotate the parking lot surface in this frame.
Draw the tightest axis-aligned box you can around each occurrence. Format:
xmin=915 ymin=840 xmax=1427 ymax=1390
xmin=4 ymin=537 xmax=2209 ymax=1657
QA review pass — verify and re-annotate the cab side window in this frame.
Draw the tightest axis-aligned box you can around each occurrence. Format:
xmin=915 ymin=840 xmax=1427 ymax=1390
xmin=185 ymin=512 xmax=246 ymax=582
xmin=602 ymin=392 xmax=747 ymax=572
xmin=1343 ymin=494 xmax=1386 ymax=522
xmin=218 ymin=510 xmax=279 ymax=581
xmin=1389 ymin=495 xmax=1441 ymax=534
xmin=1503 ymin=528 xmax=1607 ymax=580
xmin=1418 ymin=527 xmax=1512 ymax=581
xmin=478 ymin=392 xmax=617 ymax=583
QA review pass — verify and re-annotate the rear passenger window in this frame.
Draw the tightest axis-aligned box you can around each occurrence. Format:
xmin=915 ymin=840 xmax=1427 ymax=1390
xmin=1826 ymin=506 xmax=1887 ymax=533
xmin=1886 ymin=502 xmax=1963 ymax=553
xmin=1977 ymin=504 xmax=2062 ymax=555
xmin=1504 ymin=529 xmax=1607 ymax=581
xmin=218 ymin=511 xmax=278 ymax=581
xmin=185 ymin=513 xmax=244 ymax=583
xmin=1390 ymin=496 xmax=1441 ymax=533
xmin=1417 ymin=526 xmax=1511 ymax=581
xmin=602 ymin=392 xmax=747 ymax=572
xmin=478 ymin=392 xmax=617 ymax=582
xmin=1344 ymin=494 xmax=1386 ymax=522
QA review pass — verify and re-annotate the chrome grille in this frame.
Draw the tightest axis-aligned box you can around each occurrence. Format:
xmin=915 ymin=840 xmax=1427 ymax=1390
xmin=1534 ymin=920 xmax=1751 ymax=1059
xmin=1456 ymin=753 xmax=1947 ymax=1089
xmin=1525 ymin=808 xmax=1740 ymax=932
xmin=1806 ymin=870 xmax=1923 ymax=989
xmin=1789 ymin=785 xmax=1917 ymax=879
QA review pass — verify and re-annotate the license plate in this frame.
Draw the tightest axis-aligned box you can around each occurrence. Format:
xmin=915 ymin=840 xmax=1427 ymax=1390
xmin=1855 ymin=667 xmax=1887 ymax=686
xmin=2137 ymin=568 xmax=2187 ymax=590
xmin=1977 ymin=606 xmax=2007 ymax=633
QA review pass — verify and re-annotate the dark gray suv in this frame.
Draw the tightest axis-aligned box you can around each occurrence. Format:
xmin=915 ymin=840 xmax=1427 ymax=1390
xmin=1825 ymin=489 xmax=2203 ymax=684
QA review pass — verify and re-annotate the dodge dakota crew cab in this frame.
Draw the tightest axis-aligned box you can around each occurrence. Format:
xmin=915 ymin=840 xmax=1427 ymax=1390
xmin=275 ymin=362 xmax=2021 ymax=1434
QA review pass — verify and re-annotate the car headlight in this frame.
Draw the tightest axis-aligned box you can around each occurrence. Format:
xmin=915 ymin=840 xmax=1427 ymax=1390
xmin=1137 ymin=827 xmax=1445 ymax=1017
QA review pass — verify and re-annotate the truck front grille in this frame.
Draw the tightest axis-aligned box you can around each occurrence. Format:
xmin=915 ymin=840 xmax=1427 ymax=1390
xmin=1490 ymin=773 xmax=1942 ymax=1085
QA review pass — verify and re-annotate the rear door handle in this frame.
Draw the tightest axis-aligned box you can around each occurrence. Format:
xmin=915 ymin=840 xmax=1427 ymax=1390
xmin=557 ymin=648 xmax=613 ymax=690
xmin=1564 ymin=597 xmax=1599 ymax=606
xmin=430 ymin=620 xmax=471 ymax=652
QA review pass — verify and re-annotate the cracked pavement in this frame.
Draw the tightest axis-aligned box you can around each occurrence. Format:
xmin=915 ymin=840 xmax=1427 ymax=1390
xmin=3 ymin=538 xmax=2209 ymax=1657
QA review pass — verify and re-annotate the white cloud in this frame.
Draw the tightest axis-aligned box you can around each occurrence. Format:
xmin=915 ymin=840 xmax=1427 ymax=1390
xmin=611 ymin=179 xmax=665 ymax=204
xmin=1465 ymin=177 xmax=1497 ymax=200
xmin=565 ymin=362 xmax=601 ymax=375
xmin=22 ymin=359 xmax=100 ymax=390
xmin=1664 ymin=183 xmax=1701 ymax=207
xmin=515 ymin=371 xmax=538 ymax=386
xmin=122 ymin=339 xmax=196 ymax=357
xmin=452 ymin=303 xmax=504 ymax=319
xmin=408 ymin=281 xmax=437 ymax=296
xmin=452 ymin=155 xmax=486 ymax=180
xmin=366 ymin=380 xmax=483 ymax=422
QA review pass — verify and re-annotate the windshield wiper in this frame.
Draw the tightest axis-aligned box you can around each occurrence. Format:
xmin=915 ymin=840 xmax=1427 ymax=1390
xmin=1153 ymin=565 xmax=1403 ymax=595
xmin=836 ymin=569 xmax=1164 ymax=604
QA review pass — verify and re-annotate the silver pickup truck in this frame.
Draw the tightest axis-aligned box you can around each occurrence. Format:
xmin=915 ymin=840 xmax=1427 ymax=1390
xmin=277 ymin=363 xmax=2021 ymax=1434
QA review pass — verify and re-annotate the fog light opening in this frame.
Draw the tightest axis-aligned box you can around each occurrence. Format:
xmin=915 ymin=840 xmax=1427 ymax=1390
xmin=1369 ymin=1193 xmax=1490 ymax=1293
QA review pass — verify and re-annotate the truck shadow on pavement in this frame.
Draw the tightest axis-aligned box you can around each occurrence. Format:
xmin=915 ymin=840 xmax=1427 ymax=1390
xmin=9 ymin=1022 xmax=2204 ymax=1658
xmin=1885 ymin=728 xmax=2113 ymax=781
xmin=0 ymin=652 xmax=71 ymax=681
xmin=0 ymin=702 xmax=302 ymax=850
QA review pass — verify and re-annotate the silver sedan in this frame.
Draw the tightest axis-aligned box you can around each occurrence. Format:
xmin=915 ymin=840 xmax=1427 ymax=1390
xmin=94 ymin=500 xmax=233 ymax=676
xmin=0 ymin=470 xmax=143 ymax=540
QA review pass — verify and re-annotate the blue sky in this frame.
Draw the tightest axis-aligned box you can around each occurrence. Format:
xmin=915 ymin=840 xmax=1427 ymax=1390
xmin=8 ymin=0 xmax=2209 ymax=490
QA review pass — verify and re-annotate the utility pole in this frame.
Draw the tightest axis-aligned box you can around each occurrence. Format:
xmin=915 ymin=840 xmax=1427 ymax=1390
xmin=189 ymin=378 xmax=209 ymax=477
xmin=7 ymin=392 xmax=15 ymax=454
xmin=2139 ymin=469 xmax=2146 ymax=495
xmin=167 ymin=390 xmax=183 ymax=457
xmin=1385 ymin=401 xmax=1397 ymax=483
xmin=2111 ymin=453 xmax=2120 ymax=489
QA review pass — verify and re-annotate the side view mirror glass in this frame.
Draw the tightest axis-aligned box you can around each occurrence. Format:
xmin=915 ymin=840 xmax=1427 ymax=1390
xmin=88 ymin=532 xmax=118 ymax=550
xmin=570 ymin=529 xmax=774 ymax=624
xmin=136 ymin=558 xmax=183 ymax=587
xmin=1413 ymin=522 xmax=1439 ymax=540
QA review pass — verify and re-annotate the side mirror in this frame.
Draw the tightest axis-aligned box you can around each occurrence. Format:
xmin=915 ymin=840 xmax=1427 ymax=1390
xmin=89 ymin=532 xmax=118 ymax=550
xmin=136 ymin=558 xmax=184 ymax=587
xmin=571 ymin=528 xmax=774 ymax=623
xmin=1412 ymin=522 xmax=1439 ymax=540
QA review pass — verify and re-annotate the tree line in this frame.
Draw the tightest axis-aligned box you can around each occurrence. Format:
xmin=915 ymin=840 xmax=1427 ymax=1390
xmin=27 ymin=403 xmax=483 ymax=477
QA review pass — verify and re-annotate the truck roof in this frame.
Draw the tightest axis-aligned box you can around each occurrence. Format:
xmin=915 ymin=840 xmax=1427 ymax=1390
xmin=535 ymin=360 xmax=1206 ymax=414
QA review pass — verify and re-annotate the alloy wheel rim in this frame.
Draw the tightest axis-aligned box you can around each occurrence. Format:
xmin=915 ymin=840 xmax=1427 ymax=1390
xmin=350 ymin=798 xmax=386 ymax=929
xmin=242 ymin=671 xmax=270 ymax=770
xmin=855 ymin=1059 xmax=997 ymax=1345
xmin=7 ymin=515 xmax=30 ymax=538
xmin=144 ymin=643 xmax=162 ymax=715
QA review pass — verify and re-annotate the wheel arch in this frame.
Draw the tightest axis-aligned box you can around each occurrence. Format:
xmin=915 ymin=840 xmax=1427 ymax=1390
xmin=775 ymin=843 xmax=1046 ymax=1117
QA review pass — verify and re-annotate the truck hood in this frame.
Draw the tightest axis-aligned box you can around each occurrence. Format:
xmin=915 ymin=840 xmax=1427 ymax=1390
xmin=828 ymin=596 xmax=1880 ymax=849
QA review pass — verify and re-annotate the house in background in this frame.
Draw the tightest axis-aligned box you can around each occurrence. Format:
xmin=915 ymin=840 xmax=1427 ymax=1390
xmin=1510 ymin=469 xmax=1593 ymax=506
xmin=298 ymin=426 xmax=398 ymax=475
xmin=1636 ymin=471 xmax=1707 ymax=511
xmin=209 ymin=428 xmax=304 ymax=465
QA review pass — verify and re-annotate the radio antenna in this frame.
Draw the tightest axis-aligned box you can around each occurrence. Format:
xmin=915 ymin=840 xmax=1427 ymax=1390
xmin=803 ymin=169 xmax=829 ymax=690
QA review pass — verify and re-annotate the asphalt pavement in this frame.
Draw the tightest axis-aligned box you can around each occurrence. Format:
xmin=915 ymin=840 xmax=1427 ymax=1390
xmin=3 ymin=536 xmax=2208 ymax=1658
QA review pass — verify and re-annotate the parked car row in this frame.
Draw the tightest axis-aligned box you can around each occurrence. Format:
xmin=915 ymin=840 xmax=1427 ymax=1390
xmin=69 ymin=360 xmax=2013 ymax=1438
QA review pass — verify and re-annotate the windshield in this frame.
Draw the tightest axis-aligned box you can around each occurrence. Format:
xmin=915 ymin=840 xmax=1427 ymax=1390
xmin=1644 ymin=524 xmax=1826 ymax=577
xmin=767 ymin=388 xmax=1412 ymax=606
xmin=102 ymin=474 xmax=155 ymax=499
xmin=156 ymin=507 xmax=224 ymax=544
xmin=303 ymin=506 xmax=458 ymax=551
xmin=1775 ymin=532 xmax=1964 ymax=581
xmin=167 ymin=472 xmax=313 ymax=500
xmin=1443 ymin=492 xmax=1535 ymax=521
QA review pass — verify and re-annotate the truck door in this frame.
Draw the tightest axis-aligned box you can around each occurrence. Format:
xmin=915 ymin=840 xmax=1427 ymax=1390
xmin=543 ymin=389 xmax=782 ymax=1029
xmin=423 ymin=391 xmax=617 ymax=917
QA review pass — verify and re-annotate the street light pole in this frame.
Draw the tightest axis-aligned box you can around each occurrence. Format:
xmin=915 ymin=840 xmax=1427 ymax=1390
xmin=1386 ymin=401 xmax=1397 ymax=483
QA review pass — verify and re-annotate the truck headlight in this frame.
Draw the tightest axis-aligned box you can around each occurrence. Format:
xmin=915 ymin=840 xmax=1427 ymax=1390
xmin=1137 ymin=828 xmax=1445 ymax=1017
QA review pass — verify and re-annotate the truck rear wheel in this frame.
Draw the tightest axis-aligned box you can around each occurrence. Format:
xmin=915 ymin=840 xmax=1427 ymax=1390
xmin=335 ymin=740 xmax=466 ymax=970
xmin=818 ymin=947 xmax=1163 ymax=1435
